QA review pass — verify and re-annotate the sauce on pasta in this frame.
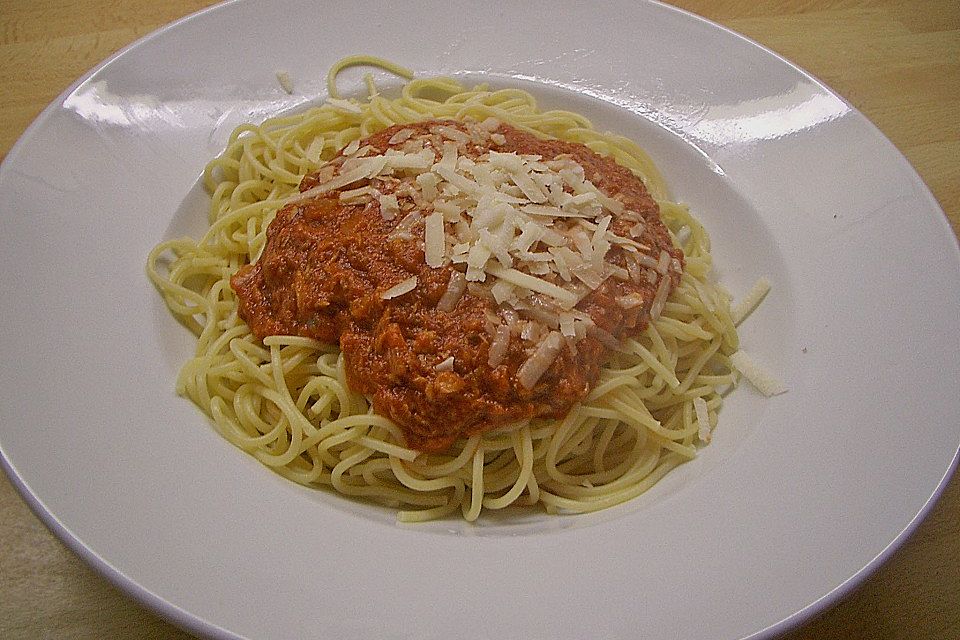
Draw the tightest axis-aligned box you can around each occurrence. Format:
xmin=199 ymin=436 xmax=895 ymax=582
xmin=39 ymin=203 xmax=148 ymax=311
xmin=231 ymin=119 xmax=682 ymax=451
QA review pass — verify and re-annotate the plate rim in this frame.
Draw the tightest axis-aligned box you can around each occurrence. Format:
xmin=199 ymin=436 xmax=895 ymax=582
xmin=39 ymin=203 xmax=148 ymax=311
xmin=1 ymin=1 xmax=958 ymax=639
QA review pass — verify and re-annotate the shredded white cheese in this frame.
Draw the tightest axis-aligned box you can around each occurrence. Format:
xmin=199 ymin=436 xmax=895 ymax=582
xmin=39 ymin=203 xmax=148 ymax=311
xmin=488 ymin=324 xmax=511 ymax=367
xmin=424 ymin=211 xmax=446 ymax=267
xmin=275 ymin=70 xmax=294 ymax=94
xmin=306 ymin=120 xmax=678 ymax=352
xmin=650 ymin=273 xmax=672 ymax=320
xmin=729 ymin=350 xmax=787 ymax=397
xmin=434 ymin=356 xmax=455 ymax=372
xmin=342 ymin=139 xmax=361 ymax=156
xmin=325 ymin=97 xmax=362 ymax=114
xmin=381 ymin=276 xmax=418 ymax=300
xmin=378 ymin=194 xmax=400 ymax=220
xmin=731 ymin=277 xmax=772 ymax=326
xmin=486 ymin=264 xmax=579 ymax=309
xmin=340 ymin=185 xmax=377 ymax=203
xmin=437 ymin=271 xmax=466 ymax=312
xmin=616 ymin=293 xmax=644 ymax=309
xmin=388 ymin=128 xmax=415 ymax=145
xmin=516 ymin=331 xmax=564 ymax=389
xmin=286 ymin=157 xmax=387 ymax=205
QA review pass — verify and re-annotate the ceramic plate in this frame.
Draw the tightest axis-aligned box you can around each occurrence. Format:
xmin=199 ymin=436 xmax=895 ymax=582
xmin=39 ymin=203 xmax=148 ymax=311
xmin=2 ymin=1 xmax=958 ymax=638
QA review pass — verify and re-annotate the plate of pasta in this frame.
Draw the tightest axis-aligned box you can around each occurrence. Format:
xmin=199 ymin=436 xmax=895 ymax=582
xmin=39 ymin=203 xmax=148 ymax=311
xmin=1 ymin=1 xmax=958 ymax=639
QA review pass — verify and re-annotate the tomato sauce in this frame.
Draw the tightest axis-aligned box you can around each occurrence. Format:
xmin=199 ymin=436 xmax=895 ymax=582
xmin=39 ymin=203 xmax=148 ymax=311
xmin=231 ymin=121 xmax=681 ymax=451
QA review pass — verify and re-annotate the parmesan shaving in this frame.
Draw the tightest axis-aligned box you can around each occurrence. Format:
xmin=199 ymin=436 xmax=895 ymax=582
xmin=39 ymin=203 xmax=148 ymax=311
xmin=437 ymin=271 xmax=466 ymax=312
xmin=284 ymin=159 xmax=386 ymax=205
xmin=381 ymin=276 xmax=418 ymax=300
xmin=275 ymin=70 xmax=294 ymax=94
xmin=378 ymin=194 xmax=400 ymax=220
xmin=340 ymin=185 xmax=377 ymax=203
xmin=424 ymin=211 xmax=446 ymax=267
xmin=616 ymin=293 xmax=645 ymax=309
xmin=587 ymin=324 xmax=619 ymax=349
xmin=731 ymin=277 xmax=772 ymax=326
xmin=516 ymin=331 xmax=564 ymax=389
xmin=694 ymin=397 xmax=712 ymax=443
xmin=388 ymin=128 xmax=415 ymax=145
xmin=650 ymin=275 xmax=671 ymax=320
xmin=488 ymin=324 xmax=511 ymax=367
xmin=490 ymin=279 xmax=516 ymax=304
xmin=486 ymin=264 xmax=578 ymax=308
xmin=354 ymin=145 xmax=375 ymax=158
xmin=729 ymin=350 xmax=787 ymax=397
xmin=559 ymin=313 xmax=576 ymax=338
xmin=656 ymin=250 xmax=671 ymax=275
xmin=342 ymin=138 xmax=361 ymax=156
xmin=435 ymin=125 xmax=471 ymax=144
xmin=521 ymin=204 xmax=592 ymax=218
xmin=305 ymin=137 xmax=325 ymax=164
xmin=434 ymin=356 xmax=455 ymax=372
xmin=384 ymin=149 xmax=434 ymax=171
xmin=392 ymin=212 xmax=422 ymax=240
xmin=325 ymin=97 xmax=362 ymax=113
xmin=598 ymin=194 xmax=624 ymax=215
xmin=417 ymin=173 xmax=439 ymax=202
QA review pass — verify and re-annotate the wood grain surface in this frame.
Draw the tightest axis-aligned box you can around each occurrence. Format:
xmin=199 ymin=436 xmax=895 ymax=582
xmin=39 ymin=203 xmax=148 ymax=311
xmin=1 ymin=1 xmax=957 ymax=638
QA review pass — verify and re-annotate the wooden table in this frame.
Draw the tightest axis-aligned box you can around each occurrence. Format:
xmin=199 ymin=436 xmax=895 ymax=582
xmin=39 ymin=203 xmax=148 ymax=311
xmin=1 ymin=1 xmax=957 ymax=638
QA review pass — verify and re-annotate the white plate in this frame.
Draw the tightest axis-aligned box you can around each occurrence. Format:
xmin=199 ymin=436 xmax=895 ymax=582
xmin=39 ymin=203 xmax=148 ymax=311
xmin=2 ymin=1 xmax=958 ymax=638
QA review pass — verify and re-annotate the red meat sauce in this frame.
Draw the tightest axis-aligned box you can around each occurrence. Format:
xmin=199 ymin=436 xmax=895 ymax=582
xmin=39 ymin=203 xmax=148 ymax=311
xmin=231 ymin=120 xmax=682 ymax=452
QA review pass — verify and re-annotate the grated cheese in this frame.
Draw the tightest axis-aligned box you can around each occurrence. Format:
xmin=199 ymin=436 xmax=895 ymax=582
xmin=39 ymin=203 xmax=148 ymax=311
xmin=437 ymin=271 xmax=466 ymax=312
xmin=340 ymin=185 xmax=377 ymax=203
xmin=656 ymin=249 xmax=671 ymax=275
xmin=731 ymin=277 xmax=772 ymax=326
xmin=434 ymin=124 xmax=471 ymax=144
xmin=486 ymin=264 xmax=579 ymax=308
xmin=305 ymin=137 xmax=325 ymax=164
xmin=284 ymin=161 xmax=382 ymax=205
xmin=342 ymin=138 xmax=361 ymax=156
xmin=381 ymin=276 xmax=418 ymax=300
xmin=516 ymin=331 xmax=564 ymax=389
xmin=729 ymin=350 xmax=787 ymax=397
xmin=275 ymin=70 xmax=294 ymax=94
xmin=559 ymin=313 xmax=576 ymax=338
xmin=304 ymin=120 xmax=680 ymax=352
xmin=378 ymin=194 xmax=400 ymax=221
xmin=488 ymin=324 xmax=511 ymax=367
xmin=417 ymin=173 xmax=439 ymax=202
xmin=616 ymin=293 xmax=644 ymax=309
xmin=490 ymin=279 xmax=516 ymax=304
xmin=434 ymin=356 xmax=455 ymax=372
xmin=325 ymin=97 xmax=362 ymax=113
xmin=424 ymin=211 xmax=446 ymax=267
xmin=650 ymin=275 xmax=672 ymax=320
xmin=388 ymin=128 xmax=415 ymax=145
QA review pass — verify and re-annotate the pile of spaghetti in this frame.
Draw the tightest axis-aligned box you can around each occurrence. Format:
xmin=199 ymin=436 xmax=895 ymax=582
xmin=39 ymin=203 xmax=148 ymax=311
xmin=148 ymin=57 xmax=767 ymax=522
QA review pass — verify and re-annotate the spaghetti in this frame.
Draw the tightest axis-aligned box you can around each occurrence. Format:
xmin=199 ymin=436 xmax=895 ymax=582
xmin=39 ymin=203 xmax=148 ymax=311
xmin=147 ymin=56 xmax=744 ymax=522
